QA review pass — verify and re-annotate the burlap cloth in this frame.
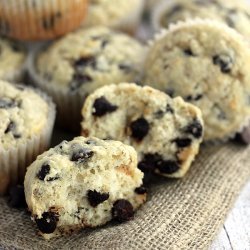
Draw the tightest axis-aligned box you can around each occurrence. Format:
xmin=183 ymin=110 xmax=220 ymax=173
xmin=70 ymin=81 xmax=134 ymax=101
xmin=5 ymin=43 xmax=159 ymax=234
xmin=0 ymin=143 xmax=250 ymax=250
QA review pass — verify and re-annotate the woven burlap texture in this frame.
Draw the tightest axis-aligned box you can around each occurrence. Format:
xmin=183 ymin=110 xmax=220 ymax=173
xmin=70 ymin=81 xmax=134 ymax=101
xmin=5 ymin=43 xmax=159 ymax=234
xmin=0 ymin=143 xmax=250 ymax=250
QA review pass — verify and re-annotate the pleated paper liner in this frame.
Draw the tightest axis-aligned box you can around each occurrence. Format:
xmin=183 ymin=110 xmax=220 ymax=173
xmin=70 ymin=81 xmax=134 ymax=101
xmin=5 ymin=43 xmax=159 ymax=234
xmin=0 ymin=85 xmax=56 ymax=195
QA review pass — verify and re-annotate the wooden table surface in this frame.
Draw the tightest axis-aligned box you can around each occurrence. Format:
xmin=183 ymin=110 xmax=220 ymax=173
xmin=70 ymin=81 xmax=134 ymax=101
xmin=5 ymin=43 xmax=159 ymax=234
xmin=211 ymin=181 xmax=250 ymax=249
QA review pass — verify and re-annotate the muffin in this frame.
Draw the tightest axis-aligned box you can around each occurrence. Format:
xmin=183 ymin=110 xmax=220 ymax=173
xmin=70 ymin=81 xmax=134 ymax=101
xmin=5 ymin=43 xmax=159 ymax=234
xmin=152 ymin=0 xmax=250 ymax=40
xmin=0 ymin=0 xmax=88 ymax=41
xmin=81 ymin=83 xmax=204 ymax=178
xmin=84 ymin=0 xmax=144 ymax=34
xmin=0 ymin=80 xmax=56 ymax=195
xmin=144 ymin=19 xmax=250 ymax=142
xmin=0 ymin=38 xmax=26 ymax=82
xmin=24 ymin=136 xmax=146 ymax=239
xmin=28 ymin=26 xmax=146 ymax=131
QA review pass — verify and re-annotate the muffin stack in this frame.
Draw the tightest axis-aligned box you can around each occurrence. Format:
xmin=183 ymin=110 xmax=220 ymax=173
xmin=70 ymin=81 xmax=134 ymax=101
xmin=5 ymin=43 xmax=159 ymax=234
xmin=0 ymin=0 xmax=250 ymax=240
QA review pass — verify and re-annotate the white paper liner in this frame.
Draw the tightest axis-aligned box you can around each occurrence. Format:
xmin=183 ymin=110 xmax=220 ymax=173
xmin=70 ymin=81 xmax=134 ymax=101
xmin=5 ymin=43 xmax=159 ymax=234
xmin=145 ymin=18 xmax=250 ymax=144
xmin=27 ymin=43 xmax=85 ymax=131
xmin=0 ymin=85 xmax=56 ymax=195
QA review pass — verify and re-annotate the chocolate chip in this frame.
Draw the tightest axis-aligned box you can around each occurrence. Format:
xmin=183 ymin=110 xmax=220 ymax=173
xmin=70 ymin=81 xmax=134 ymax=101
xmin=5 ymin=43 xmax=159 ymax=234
xmin=119 ymin=64 xmax=132 ymax=73
xmin=71 ymin=148 xmax=94 ymax=163
xmin=166 ymin=104 xmax=174 ymax=113
xmin=37 ymin=164 xmax=50 ymax=181
xmin=185 ymin=94 xmax=203 ymax=101
xmin=165 ymin=88 xmax=175 ymax=98
xmin=70 ymin=73 xmax=92 ymax=92
xmin=234 ymin=126 xmax=250 ymax=145
xmin=139 ymin=153 xmax=180 ymax=175
xmin=174 ymin=138 xmax=192 ymax=148
xmin=185 ymin=120 xmax=203 ymax=138
xmin=213 ymin=54 xmax=233 ymax=73
xmin=5 ymin=121 xmax=21 ymax=138
xmin=101 ymin=40 xmax=109 ymax=48
xmin=8 ymin=185 xmax=26 ymax=209
xmin=87 ymin=190 xmax=109 ymax=207
xmin=0 ymin=98 xmax=17 ymax=109
xmin=135 ymin=186 xmax=147 ymax=195
xmin=74 ymin=56 xmax=96 ymax=69
xmin=184 ymin=48 xmax=195 ymax=57
xmin=92 ymin=96 xmax=118 ymax=116
xmin=157 ymin=160 xmax=180 ymax=174
xmin=35 ymin=211 xmax=58 ymax=234
xmin=130 ymin=117 xmax=150 ymax=141
xmin=112 ymin=199 xmax=134 ymax=223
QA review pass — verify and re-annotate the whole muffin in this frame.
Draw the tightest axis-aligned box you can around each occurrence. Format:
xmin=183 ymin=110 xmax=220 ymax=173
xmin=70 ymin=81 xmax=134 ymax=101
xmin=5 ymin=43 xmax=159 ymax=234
xmin=0 ymin=0 xmax=88 ymax=41
xmin=153 ymin=0 xmax=250 ymax=40
xmin=24 ymin=137 xmax=146 ymax=239
xmin=0 ymin=38 xmax=26 ymax=82
xmin=81 ymin=83 xmax=204 ymax=178
xmin=144 ymin=19 xmax=250 ymax=142
xmin=84 ymin=0 xmax=144 ymax=34
xmin=29 ymin=26 xmax=146 ymax=131
xmin=0 ymin=80 xmax=55 ymax=195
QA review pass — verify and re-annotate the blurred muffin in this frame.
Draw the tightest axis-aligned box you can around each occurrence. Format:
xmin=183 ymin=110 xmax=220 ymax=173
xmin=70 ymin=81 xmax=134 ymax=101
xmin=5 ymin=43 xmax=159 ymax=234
xmin=0 ymin=0 xmax=88 ymax=41
xmin=28 ymin=26 xmax=146 ymax=131
xmin=0 ymin=80 xmax=55 ymax=195
xmin=84 ymin=0 xmax=144 ymax=34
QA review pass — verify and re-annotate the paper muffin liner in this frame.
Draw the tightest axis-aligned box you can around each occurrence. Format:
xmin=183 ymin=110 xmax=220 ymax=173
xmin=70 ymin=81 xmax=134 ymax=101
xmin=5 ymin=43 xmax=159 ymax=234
xmin=27 ymin=43 xmax=85 ymax=132
xmin=0 ymin=85 xmax=56 ymax=195
xmin=146 ymin=18 xmax=250 ymax=144
xmin=0 ymin=0 xmax=88 ymax=41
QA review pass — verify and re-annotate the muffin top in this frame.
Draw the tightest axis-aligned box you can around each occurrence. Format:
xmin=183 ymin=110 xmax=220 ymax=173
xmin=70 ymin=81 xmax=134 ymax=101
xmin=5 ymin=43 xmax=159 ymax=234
xmin=84 ymin=0 xmax=144 ymax=28
xmin=0 ymin=38 xmax=26 ymax=81
xmin=0 ymin=81 xmax=49 ymax=149
xmin=36 ymin=27 xmax=145 ymax=95
xmin=154 ymin=0 xmax=250 ymax=39
xmin=144 ymin=20 xmax=250 ymax=141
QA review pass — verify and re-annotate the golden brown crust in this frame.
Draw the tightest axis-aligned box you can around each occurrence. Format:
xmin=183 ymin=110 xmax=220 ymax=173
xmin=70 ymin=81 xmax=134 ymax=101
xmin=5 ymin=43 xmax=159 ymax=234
xmin=0 ymin=0 xmax=88 ymax=41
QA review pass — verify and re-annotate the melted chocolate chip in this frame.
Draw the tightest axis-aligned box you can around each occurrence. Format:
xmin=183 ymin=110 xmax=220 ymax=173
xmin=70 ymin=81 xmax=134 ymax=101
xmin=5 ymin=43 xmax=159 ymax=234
xmin=174 ymin=138 xmax=192 ymax=148
xmin=135 ymin=186 xmax=147 ymax=195
xmin=185 ymin=120 xmax=203 ymax=138
xmin=185 ymin=94 xmax=203 ymax=101
xmin=37 ymin=164 xmax=50 ymax=181
xmin=184 ymin=48 xmax=195 ymax=57
xmin=8 ymin=185 xmax=26 ymax=209
xmin=130 ymin=117 xmax=150 ymax=141
xmin=138 ymin=153 xmax=180 ymax=175
xmin=5 ymin=121 xmax=21 ymax=138
xmin=87 ymin=190 xmax=109 ymax=207
xmin=92 ymin=96 xmax=118 ymax=116
xmin=112 ymin=199 xmax=134 ymax=223
xmin=0 ymin=98 xmax=18 ymax=109
xmin=213 ymin=54 xmax=233 ymax=73
xmin=74 ymin=56 xmax=96 ymax=69
xmin=35 ymin=211 xmax=58 ymax=234
xmin=71 ymin=148 xmax=94 ymax=163
xmin=157 ymin=160 xmax=180 ymax=174
xmin=119 ymin=64 xmax=132 ymax=73
xmin=70 ymin=73 xmax=93 ymax=92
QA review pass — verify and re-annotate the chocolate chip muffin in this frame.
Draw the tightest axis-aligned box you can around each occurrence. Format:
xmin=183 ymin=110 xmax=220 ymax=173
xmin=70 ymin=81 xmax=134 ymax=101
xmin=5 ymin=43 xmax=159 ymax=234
xmin=153 ymin=0 xmax=250 ymax=40
xmin=0 ymin=38 xmax=26 ymax=82
xmin=24 ymin=137 xmax=146 ymax=239
xmin=29 ymin=26 xmax=145 ymax=131
xmin=0 ymin=0 xmax=88 ymax=41
xmin=0 ymin=80 xmax=55 ymax=195
xmin=144 ymin=19 xmax=250 ymax=141
xmin=81 ymin=83 xmax=204 ymax=178
xmin=84 ymin=0 xmax=144 ymax=34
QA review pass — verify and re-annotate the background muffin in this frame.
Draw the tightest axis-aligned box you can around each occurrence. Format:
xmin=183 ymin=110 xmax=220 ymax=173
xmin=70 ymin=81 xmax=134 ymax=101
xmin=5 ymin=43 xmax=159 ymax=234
xmin=144 ymin=19 xmax=250 ymax=142
xmin=84 ymin=0 xmax=144 ymax=34
xmin=0 ymin=0 xmax=88 ymax=41
xmin=0 ymin=80 xmax=55 ymax=195
xmin=0 ymin=38 xmax=26 ymax=82
xmin=28 ymin=26 xmax=146 ymax=131
xmin=152 ymin=0 xmax=250 ymax=40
